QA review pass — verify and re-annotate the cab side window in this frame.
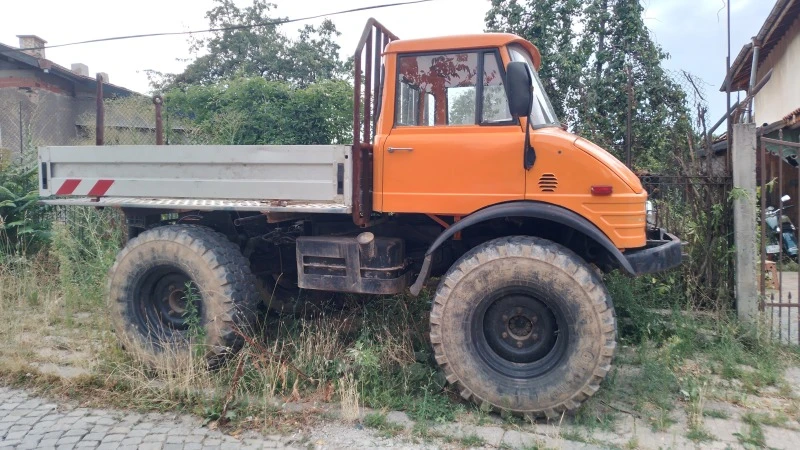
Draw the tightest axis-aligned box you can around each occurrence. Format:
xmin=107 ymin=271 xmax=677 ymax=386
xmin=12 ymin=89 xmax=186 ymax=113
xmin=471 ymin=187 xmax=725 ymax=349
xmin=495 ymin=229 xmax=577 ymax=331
xmin=482 ymin=53 xmax=512 ymax=123
xmin=396 ymin=52 xmax=479 ymax=126
xmin=395 ymin=51 xmax=513 ymax=127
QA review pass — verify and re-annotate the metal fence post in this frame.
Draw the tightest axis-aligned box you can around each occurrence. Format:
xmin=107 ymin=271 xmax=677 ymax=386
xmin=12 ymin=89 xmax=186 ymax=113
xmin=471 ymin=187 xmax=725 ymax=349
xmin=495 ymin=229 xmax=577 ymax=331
xmin=95 ymin=73 xmax=104 ymax=146
xmin=732 ymin=123 xmax=758 ymax=322
xmin=153 ymin=95 xmax=163 ymax=145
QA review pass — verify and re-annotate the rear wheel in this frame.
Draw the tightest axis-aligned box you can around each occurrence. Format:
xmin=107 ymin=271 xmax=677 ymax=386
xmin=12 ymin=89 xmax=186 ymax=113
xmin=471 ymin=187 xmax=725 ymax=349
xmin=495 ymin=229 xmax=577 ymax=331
xmin=430 ymin=236 xmax=616 ymax=417
xmin=108 ymin=225 xmax=259 ymax=368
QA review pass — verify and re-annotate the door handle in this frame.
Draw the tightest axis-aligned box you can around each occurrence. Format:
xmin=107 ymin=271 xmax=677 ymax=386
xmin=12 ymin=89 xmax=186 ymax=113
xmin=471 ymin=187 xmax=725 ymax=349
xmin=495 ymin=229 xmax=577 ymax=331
xmin=388 ymin=147 xmax=414 ymax=153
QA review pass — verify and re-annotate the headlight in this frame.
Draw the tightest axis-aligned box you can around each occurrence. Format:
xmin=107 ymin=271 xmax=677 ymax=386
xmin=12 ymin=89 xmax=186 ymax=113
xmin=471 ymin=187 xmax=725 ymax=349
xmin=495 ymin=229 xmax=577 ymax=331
xmin=646 ymin=200 xmax=656 ymax=228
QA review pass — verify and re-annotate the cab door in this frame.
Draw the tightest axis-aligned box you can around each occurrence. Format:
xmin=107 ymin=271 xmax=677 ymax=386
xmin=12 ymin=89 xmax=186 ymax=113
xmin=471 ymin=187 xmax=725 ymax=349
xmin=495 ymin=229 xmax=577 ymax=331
xmin=379 ymin=50 xmax=525 ymax=216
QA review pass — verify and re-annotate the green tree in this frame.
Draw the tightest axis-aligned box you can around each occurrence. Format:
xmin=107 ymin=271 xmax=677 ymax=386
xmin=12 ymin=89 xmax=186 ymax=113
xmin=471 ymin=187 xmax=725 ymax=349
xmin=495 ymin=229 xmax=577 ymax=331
xmin=173 ymin=0 xmax=348 ymax=87
xmin=486 ymin=0 xmax=583 ymax=123
xmin=165 ymin=77 xmax=353 ymax=145
xmin=486 ymin=0 xmax=692 ymax=172
xmin=575 ymin=0 xmax=690 ymax=171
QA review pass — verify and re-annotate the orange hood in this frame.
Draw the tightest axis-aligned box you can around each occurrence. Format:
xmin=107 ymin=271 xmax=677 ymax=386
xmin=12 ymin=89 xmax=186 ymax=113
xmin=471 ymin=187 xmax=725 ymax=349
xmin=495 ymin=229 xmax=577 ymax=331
xmin=572 ymin=137 xmax=644 ymax=194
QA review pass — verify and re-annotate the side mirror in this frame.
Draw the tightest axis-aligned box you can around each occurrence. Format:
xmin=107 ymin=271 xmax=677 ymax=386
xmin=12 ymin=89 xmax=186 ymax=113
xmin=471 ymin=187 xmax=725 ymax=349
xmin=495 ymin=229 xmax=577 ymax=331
xmin=782 ymin=195 xmax=791 ymax=202
xmin=506 ymin=61 xmax=533 ymax=118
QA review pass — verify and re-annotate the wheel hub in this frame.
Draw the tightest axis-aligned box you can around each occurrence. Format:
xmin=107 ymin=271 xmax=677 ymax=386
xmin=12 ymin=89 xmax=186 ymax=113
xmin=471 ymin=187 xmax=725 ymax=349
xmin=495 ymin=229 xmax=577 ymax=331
xmin=136 ymin=267 xmax=199 ymax=333
xmin=483 ymin=294 xmax=558 ymax=364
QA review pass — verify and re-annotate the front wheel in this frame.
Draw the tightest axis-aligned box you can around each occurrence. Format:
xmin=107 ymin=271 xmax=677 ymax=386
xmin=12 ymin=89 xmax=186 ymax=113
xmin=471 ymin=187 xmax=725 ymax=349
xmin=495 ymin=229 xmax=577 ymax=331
xmin=430 ymin=236 xmax=616 ymax=417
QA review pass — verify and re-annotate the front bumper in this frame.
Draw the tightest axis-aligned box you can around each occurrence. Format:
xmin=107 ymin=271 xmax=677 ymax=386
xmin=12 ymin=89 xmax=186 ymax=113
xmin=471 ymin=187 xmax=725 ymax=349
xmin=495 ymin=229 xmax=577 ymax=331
xmin=624 ymin=228 xmax=683 ymax=275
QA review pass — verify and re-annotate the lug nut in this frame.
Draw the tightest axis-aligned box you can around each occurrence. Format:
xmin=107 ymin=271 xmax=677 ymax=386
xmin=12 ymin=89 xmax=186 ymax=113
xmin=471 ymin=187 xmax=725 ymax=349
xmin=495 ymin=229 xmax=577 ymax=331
xmin=516 ymin=341 xmax=523 ymax=348
xmin=502 ymin=332 xmax=508 ymax=339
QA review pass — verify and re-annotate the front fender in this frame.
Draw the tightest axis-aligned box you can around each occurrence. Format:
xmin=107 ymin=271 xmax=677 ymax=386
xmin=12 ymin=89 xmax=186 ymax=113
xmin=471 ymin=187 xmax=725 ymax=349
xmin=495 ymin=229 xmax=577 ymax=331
xmin=409 ymin=201 xmax=636 ymax=296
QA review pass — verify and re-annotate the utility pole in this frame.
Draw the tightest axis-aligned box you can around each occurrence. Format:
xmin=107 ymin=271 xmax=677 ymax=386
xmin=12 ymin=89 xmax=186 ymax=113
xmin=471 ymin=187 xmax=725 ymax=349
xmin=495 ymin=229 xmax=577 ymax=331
xmin=625 ymin=64 xmax=633 ymax=168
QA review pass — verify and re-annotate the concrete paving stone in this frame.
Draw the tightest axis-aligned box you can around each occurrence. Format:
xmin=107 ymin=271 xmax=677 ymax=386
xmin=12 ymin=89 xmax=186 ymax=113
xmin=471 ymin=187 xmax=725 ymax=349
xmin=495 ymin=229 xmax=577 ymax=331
xmin=142 ymin=433 xmax=167 ymax=442
xmin=74 ymin=441 xmax=100 ymax=448
xmin=138 ymin=444 xmax=168 ymax=450
xmin=63 ymin=428 xmax=89 ymax=437
xmin=764 ymin=425 xmax=800 ymax=450
xmin=119 ymin=436 xmax=143 ymax=445
xmin=703 ymin=417 xmax=744 ymax=443
xmin=57 ymin=435 xmax=83 ymax=445
xmin=127 ymin=428 xmax=149 ymax=437
xmin=191 ymin=427 xmax=209 ymax=435
xmin=88 ymin=425 xmax=111 ymax=434
xmin=0 ymin=441 xmax=21 ymax=447
xmin=17 ymin=443 xmax=39 ymax=450
xmin=39 ymin=432 xmax=61 ymax=445
xmin=202 ymin=446 xmax=222 ymax=450
xmin=39 ymin=438 xmax=60 ymax=447
xmin=100 ymin=433 xmax=125 ymax=442
xmin=36 ymin=419 xmax=57 ymax=429
xmin=204 ymin=438 xmax=222 ymax=446
xmin=184 ymin=444 xmax=203 ymax=450
xmin=467 ymin=425 xmax=505 ymax=447
xmin=118 ymin=446 xmax=140 ymax=450
xmin=133 ymin=422 xmax=155 ymax=430
xmin=221 ymin=442 xmax=244 ymax=449
xmin=81 ymin=432 xmax=106 ymax=441
xmin=108 ymin=426 xmax=131 ymax=434
xmin=16 ymin=416 xmax=41 ymax=425
xmin=5 ymin=430 xmax=28 ymax=440
xmin=94 ymin=417 xmax=116 ymax=426
xmin=9 ymin=424 xmax=33 ymax=433
xmin=164 ymin=444 xmax=185 ymax=450
xmin=96 ymin=444 xmax=120 ymax=450
xmin=56 ymin=444 xmax=76 ymax=450
xmin=167 ymin=434 xmax=191 ymax=443
xmin=19 ymin=436 xmax=43 ymax=447
xmin=0 ymin=402 xmax=20 ymax=410
xmin=184 ymin=434 xmax=205 ymax=443
xmin=66 ymin=410 xmax=88 ymax=418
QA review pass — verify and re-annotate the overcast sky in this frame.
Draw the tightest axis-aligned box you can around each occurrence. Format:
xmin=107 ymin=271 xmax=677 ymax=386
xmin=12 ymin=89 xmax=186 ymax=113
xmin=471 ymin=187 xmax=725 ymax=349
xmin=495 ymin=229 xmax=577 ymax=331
xmin=0 ymin=0 xmax=775 ymax=123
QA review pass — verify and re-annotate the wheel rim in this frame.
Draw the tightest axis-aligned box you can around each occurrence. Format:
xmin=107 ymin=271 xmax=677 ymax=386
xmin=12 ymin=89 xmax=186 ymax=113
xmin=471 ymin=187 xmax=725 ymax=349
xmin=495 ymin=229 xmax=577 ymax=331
xmin=472 ymin=286 xmax=568 ymax=379
xmin=133 ymin=265 xmax=201 ymax=339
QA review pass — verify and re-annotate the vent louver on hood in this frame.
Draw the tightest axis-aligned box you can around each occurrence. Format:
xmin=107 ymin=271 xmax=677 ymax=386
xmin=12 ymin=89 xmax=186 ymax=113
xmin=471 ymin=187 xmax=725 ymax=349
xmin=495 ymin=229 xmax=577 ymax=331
xmin=538 ymin=173 xmax=558 ymax=192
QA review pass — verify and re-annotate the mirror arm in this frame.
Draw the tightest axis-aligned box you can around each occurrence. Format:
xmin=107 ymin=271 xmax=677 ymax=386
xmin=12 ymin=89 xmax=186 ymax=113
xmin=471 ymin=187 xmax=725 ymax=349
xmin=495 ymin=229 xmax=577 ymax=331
xmin=523 ymin=118 xmax=536 ymax=170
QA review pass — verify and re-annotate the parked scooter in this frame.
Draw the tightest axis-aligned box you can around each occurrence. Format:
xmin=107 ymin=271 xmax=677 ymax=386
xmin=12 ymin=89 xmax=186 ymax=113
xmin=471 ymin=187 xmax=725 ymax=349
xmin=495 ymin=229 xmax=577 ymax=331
xmin=766 ymin=195 xmax=799 ymax=260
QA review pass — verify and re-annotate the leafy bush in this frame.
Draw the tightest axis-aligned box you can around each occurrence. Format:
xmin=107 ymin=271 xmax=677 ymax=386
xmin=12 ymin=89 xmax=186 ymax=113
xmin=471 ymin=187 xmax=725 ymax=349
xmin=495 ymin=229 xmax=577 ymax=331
xmin=0 ymin=161 xmax=51 ymax=261
xmin=164 ymin=77 xmax=353 ymax=146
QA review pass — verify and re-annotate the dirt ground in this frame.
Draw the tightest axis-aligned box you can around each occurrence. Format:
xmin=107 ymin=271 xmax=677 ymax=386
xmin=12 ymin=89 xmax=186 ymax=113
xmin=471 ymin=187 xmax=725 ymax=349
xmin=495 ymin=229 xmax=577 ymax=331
xmin=1 ymin=294 xmax=800 ymax=449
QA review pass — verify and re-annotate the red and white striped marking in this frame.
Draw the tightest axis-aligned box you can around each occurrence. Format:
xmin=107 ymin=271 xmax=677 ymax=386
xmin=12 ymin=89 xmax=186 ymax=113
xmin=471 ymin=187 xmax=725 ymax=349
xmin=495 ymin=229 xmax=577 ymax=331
xmin=54 ymin=179 xmax=115 ymax=197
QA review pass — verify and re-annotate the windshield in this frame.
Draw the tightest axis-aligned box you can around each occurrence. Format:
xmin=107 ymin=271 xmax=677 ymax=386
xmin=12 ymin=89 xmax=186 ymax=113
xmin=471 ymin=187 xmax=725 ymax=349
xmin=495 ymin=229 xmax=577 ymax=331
xmin=508 ymin=44 xmax=559 ymax=127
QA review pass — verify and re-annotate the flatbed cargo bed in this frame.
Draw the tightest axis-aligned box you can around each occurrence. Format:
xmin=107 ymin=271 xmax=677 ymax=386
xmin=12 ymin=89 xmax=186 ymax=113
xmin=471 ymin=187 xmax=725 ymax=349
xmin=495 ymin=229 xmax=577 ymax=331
xmin=38 ymin=145 xmax=352 ymax=213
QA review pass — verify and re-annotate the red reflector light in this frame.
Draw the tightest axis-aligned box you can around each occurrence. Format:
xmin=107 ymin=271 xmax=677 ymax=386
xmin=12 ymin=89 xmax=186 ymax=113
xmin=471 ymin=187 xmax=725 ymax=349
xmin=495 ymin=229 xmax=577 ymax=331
xmin=591 ymin=185 xmax=613 ymax=196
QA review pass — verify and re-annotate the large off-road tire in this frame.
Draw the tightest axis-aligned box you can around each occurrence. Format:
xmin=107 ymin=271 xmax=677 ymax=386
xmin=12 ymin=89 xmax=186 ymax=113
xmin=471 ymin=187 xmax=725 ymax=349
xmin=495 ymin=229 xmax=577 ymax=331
xmin=108 ymin=225 xmax=260 ymax=368
xmin=430 ymin=236 xmax=616 ymax=417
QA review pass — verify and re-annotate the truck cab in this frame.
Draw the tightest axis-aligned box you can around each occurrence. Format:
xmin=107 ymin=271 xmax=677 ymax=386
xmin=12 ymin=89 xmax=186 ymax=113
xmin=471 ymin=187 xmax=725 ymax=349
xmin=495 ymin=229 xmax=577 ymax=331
xmin=373 ymin=34 xmax=647 ymax=251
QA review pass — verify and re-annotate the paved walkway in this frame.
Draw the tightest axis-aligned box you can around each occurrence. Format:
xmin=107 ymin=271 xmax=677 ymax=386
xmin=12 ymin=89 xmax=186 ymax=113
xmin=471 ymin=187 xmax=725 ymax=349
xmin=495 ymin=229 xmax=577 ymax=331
xmin=0 ymin=387 xmax=299 ymax=449
xmin=0 ymin=386 xmax=600 ymax=450
xmin=0 ymin=387 xmax=358 ymax=450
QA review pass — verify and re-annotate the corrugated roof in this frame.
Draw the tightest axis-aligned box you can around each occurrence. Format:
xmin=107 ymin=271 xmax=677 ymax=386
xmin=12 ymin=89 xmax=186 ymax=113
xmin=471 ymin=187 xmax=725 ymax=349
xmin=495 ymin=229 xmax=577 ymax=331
xmin=721 ymin=0 xmax=800 ymax=92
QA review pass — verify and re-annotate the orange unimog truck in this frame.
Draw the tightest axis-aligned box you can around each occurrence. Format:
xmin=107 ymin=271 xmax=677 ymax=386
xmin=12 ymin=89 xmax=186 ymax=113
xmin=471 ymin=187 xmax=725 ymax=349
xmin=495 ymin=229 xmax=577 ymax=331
xmin=38 ymin=20 xmax=681 ymax=416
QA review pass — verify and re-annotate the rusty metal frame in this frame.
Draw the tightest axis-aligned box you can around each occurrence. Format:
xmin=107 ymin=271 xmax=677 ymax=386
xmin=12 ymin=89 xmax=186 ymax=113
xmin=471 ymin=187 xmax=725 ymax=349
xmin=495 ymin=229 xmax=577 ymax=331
xmin=352 ymin=19 xmax=398 ymax=227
